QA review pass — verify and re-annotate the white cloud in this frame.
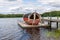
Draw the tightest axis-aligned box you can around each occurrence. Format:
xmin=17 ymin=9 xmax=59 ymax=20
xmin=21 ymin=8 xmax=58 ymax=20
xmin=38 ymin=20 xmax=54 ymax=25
xmin=0 ymin=0 xmax=22 ymax=13
xmin=38 ymin=0 xmax=60 ymax=7
xmin=36 ymin=0 xmax=60 ymax=13
xmin=19 ymin=0 xmax=60 ymax=13
xmin=9 ymin=6 xmax=20 ymax=10
xmin=0 ymin=0 xmax=60 ymax=14
xmin=38 ymin=0 xmax=60 ymax=4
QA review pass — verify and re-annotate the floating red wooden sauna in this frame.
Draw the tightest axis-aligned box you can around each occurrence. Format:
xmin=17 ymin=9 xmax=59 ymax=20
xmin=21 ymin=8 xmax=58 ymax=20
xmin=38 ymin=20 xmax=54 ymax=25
xmin=23 ymin=12 xmax=41 ymax=25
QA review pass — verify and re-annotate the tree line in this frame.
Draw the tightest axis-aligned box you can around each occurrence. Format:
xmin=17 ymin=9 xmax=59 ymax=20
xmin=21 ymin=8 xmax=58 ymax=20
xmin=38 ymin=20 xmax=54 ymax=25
xmin=0 ymin=11 xmax=60 ymax=18
xmin=41 ymin=11 xmax=60 ymax=17
xmin=0 ymin=14 xmax=23 ymax=18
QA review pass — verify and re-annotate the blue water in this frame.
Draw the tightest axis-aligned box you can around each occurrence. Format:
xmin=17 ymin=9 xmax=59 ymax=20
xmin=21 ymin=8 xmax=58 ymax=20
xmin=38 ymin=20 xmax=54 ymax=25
xmin=0 ymin=18 xmax=58 ymax=40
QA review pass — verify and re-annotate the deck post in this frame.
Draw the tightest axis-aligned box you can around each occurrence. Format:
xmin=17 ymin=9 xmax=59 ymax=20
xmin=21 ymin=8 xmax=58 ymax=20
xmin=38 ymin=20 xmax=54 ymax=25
xmin=49 ymin=21 xmax=51 ymax=30
xmin=48 ymin=21 xmax=51 ymax=30
xmin=56 ymin=12 xmax=59 ymax=29
xmin=56 ymin=22 xmax=58 ymax=29
xmin=41 ymin=17 xmax=44 ymax=23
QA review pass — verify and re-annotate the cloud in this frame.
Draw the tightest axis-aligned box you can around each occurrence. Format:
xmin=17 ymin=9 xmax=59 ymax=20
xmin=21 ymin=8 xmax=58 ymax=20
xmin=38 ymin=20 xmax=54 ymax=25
xmin=7 ymin=0 xmax=17 ymax=1
xmin=36 ymin=0 xmax=60 ymax=13
xmin=0 ymin=0 xmax=22 ymax=13
xmin=0 ymin=0 xmax=60 ymax=14
xmin=38 ymin=0 xmax=60 ymax=7
xmin=19 ymin=0 xmax=60 ymax=13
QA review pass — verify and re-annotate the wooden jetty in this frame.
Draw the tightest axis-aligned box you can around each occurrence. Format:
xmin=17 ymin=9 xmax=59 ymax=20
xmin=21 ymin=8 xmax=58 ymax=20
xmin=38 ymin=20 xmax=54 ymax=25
xmin=41 ymin=19 xmax=60 ymax=22
xmin=18 ymin=22 xmax=49 ymax=29
xmin=18 ymin=18 xmax=60 ymax=30
xmin=41 ymin=18 xmax=60 ymax=30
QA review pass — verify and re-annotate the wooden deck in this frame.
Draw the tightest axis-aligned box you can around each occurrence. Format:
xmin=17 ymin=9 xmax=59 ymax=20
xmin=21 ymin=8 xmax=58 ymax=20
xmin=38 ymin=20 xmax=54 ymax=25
xmin=41 ymin=19 xmax=60 ymax=29
xmin=41 ymin=19 xmax=60 ymax=22
xmin=18 ymin=18 xmax=60 ymax=29
xmin=18 ymin=22 xmax=49 ymax=29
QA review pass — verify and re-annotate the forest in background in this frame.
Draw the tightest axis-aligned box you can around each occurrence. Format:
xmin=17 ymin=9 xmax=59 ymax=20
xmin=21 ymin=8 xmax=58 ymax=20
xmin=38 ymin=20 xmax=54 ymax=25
xmin=0 ymin=11 xmax=60 ymax=18
xmin=0 ymin=14 xmax=23 ymax=18
xmin=41 ymin=11 xmax=60 ymax=17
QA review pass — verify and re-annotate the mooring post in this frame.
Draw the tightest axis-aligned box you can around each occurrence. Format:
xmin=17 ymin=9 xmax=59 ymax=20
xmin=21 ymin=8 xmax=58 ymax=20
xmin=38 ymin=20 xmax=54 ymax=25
xmin=56 ymin=22 xmax=58 ymax=29
xmin=25 ymin=28 xmax=40 ymax=40
xmin=48 ymin=21 xmax=51 ymax=30
xmin=41 ymin=17 xmax=44 ymax=23
xmin=56 ymin=17 xmax=59 ymax=29
xmin=49 ymin=21 xmax=51 ymax=30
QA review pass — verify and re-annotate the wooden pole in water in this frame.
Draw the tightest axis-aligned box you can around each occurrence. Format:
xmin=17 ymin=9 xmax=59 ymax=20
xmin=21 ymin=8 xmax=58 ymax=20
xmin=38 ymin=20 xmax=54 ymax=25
xmin=25 ymin=28 xmax=40 ymax=40
xmin=56 ymin=22 xmax=58 ymax=29
xmin=57 ymin=12 xmax=59 ymax=29
xmin=41 ymin=17 xmax=44 ymax=23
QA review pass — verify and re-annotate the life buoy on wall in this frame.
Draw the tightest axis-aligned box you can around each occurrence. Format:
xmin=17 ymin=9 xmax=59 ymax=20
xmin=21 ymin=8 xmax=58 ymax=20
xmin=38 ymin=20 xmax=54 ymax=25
xmin=23 ymin=12 xmax=41 ymax=25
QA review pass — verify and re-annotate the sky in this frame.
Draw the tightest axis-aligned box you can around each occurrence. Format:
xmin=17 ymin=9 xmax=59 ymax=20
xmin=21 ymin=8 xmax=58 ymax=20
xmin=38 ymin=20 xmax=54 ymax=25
xmin=0 ymin=0 xmax=60 ymax=14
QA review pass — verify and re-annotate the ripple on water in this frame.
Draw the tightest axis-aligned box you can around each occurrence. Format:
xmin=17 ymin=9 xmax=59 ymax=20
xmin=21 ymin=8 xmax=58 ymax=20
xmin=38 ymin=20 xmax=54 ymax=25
xmin=0 ymin=18 xmax=57 ymax=40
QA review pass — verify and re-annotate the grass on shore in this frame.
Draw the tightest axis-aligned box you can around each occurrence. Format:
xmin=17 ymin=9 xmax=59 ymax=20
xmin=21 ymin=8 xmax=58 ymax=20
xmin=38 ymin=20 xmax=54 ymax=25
xmin=47 ymin=29 xmax=60 ymax=40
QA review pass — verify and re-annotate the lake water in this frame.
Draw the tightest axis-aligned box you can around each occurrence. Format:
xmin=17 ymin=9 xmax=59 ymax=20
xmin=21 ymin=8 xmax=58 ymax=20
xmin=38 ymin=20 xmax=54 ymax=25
xmin=0 ymin=17 xmax=60 ymax=40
